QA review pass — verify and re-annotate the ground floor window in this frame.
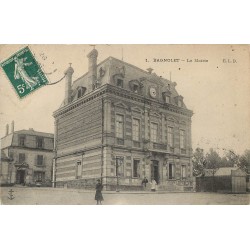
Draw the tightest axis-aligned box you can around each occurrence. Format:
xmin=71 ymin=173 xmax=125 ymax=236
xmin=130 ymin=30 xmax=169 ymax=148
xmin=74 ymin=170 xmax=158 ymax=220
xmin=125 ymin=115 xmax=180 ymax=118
xmin=19 ymin=153 xmax=26 ymax=163
xmin=181 ymin=165 xmax=187 ymax=179
xmin=168 ymin=163 xmax=175 ymax=179
xmin=115 ymin=157 xmax=124 ymax=177
xmin=133 ymin=159 xmax=140 ymax=178
xmin=76 ymin=161 xmax=82 ymax=179
xmin=37 ymin=155 xmax=44 ymax=166
xmin=34 ymin=171 xmax=45 ymax=182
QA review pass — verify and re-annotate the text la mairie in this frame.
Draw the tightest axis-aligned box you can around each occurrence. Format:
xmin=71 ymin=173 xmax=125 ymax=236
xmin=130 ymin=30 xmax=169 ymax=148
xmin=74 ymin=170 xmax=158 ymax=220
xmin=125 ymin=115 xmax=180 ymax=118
xmin=53 ymin=48 xmax=194 ymax=191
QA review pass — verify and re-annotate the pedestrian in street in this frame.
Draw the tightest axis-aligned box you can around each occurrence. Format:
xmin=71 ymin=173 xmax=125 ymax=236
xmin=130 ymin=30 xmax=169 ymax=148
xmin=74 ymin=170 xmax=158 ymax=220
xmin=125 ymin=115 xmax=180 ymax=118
xmin=141 ymin=177 xmax=148 ymax=189
xmin=150 ymin=178 xmax=157 ymax=192
xmin=95 ymin=179 xmax=104 ymax=205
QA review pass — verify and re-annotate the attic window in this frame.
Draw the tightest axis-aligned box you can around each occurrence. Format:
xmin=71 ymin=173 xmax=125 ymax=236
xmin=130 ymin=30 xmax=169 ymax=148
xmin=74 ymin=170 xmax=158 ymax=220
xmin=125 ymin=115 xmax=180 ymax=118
xmin=178 ymin=99 xmax=183 ymax=107
xmin=165 ymin=95 xmax=170 ymax=103
xmin=117 ymin=79 xmax=123 ymax=88
xmin=175 ymin=96 xmax=183 ymax=107
xmin=129 ymin=80 xmax=142 ymax=94
xmin=36 ymin=137 xmax=44 ymax=149
xmin=133 ymin=84 xmax=139 ymax=93
xmin=19 ymin=135 xmax=26 ymax=146
xmin=162 ymin=91 xmax=171 ymax=104
xmin=77 ymin=87 xmax=86 ymax=98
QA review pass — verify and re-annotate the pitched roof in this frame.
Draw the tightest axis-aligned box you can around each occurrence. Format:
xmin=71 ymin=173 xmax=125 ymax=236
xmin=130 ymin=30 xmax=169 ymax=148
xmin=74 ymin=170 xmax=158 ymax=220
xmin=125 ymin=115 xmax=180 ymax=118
xmin=1 ymin=134 xmax=14 ymax=149
xmin=214 ymin=167 xmax=238 ymax=176
xmin=1 ymin=150 xmax=10 ymax=160
xmin=14 ymin=129 xmax=54 ymax=138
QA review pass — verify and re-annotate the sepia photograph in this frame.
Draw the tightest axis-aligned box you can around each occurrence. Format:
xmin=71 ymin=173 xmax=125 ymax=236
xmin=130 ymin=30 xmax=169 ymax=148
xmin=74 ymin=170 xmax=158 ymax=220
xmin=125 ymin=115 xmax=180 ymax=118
xmin=1 ymin=2 xmax=250 ymax=250
xmin=0 ymin=44 xmax=249 ymax=205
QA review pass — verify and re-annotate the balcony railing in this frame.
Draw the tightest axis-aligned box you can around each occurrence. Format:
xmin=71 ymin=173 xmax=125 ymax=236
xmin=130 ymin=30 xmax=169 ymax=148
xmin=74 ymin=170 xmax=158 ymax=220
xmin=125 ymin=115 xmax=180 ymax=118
xmin=181 ymin=148 xmax=186 ymax=154
xmin=133 ymin=141 xmax=140 ymax=148
xmin=116 ymin=138 xmax=124 ymax=145
xmin=153 ymin=143 xmax=167 ymax=151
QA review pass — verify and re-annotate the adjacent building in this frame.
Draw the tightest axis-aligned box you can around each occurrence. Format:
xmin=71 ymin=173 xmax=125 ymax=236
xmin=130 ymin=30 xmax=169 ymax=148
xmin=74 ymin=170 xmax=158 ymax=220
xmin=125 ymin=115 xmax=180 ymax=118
xmin=53 ymin=48 xmax=193 ymax=191
xmin=0 ymin=122 xmax=54 ymax=186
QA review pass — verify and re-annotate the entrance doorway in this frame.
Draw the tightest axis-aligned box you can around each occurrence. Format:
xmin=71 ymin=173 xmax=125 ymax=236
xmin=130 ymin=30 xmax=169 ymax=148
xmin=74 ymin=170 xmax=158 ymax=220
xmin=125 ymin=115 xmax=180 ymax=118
xmin=151 ymin=160 xmax=159 ymax=184
xmin=16 ymin=170 xmax=25 ymax=184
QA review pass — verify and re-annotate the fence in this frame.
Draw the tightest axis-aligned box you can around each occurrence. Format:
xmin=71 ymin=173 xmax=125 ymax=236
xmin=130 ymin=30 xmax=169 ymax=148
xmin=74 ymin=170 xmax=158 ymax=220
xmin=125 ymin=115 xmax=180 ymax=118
xmin=196 ymin=176 xmax=232 ymax=193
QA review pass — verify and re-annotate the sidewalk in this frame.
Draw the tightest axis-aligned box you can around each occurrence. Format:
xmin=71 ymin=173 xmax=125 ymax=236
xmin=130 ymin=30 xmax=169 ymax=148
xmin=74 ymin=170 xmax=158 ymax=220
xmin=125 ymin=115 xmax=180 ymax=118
xmin=1 ymin=185 xmax=196 ymax=195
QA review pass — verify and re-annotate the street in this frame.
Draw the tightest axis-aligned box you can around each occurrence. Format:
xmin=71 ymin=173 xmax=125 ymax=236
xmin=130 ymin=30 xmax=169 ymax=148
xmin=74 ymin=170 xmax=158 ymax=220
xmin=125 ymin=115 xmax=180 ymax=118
xmin=1 ymin=187 xmax=249 ymax=205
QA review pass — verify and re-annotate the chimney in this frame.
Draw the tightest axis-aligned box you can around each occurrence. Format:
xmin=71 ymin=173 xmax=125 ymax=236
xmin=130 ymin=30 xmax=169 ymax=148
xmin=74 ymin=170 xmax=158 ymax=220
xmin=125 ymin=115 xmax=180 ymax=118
xmin=87 ymin=48 xmax=98 ymax=90
xmin=11 ymin=120 xmax=14 ymax=133
xmin=6 ymin=124 xmax=9 ymax=136
xmin=147 ymin=68 xmax=153 ymax=74
xmin=64 ymin=64 xmax=74 ymax=105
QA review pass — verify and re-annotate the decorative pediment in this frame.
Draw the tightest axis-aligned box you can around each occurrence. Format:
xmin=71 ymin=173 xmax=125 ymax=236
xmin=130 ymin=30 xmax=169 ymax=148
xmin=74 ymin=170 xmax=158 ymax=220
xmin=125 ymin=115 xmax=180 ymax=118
xmin=166 ymin=116 xmax=178 ymax=123
xmin=113 ymin=73 xmax=124 ymax=83
xmin=162 ymin=90 xmax=172 ymax=97
xmin=150 ymin=111 xmax=161 ymax=118
xmin=129 ymin=79 xmax=144 ymax=94
xmin=114 ymin=102 xmax=128 ymax=109
xmin=180 ymin=120 xmax=186 ymax=125
xmin=131 ymin=106 xmax=143 ymax=114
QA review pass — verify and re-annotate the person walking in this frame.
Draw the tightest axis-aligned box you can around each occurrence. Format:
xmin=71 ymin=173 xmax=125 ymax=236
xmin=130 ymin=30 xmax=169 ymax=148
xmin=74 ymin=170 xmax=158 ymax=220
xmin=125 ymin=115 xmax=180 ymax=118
xmin=150 ymin=178 xmax=157 ymax=192
xmin=141 ymin=177 xmax=148 ymax=190
xmin=95 ymin=179 xmax=104 ymax=205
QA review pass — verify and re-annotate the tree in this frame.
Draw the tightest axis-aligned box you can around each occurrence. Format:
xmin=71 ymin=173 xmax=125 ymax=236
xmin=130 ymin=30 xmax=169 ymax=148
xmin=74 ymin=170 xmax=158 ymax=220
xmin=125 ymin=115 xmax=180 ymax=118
xmin=239 ymin=149 xmax=250 ymax=173
xmin=220 ymin=156 xmax=229 ymax=168
xmin=192 ymin=148 xmax=207 ymax=176
xmin=225 ymin=150 xmax=240 ymax=168
xmin=205 ymin=148 xmax=221 ymax=169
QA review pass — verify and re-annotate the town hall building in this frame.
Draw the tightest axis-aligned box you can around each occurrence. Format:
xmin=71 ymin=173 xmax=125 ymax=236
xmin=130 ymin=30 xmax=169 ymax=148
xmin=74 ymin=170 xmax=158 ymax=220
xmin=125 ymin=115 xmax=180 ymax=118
xmin=53 ymin=48 xmax=193 ymax=191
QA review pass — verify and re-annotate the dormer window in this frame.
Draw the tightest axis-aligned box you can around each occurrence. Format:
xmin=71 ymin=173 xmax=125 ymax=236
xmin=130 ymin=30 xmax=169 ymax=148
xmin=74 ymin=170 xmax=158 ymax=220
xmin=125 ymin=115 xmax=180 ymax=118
xmin=129 ymin=80 xmax=142 ymax=94
xmin=175 ymin=95 xmax=184 ymax=107
xmin=162 ymin=90 xmax=172 ymax=104
xmin=165 ymin=95 xmax=170 ymax=103
xmin=36 ymin=137 xmax=44 ymax=149
xmin=117 ymin=79 xmax=123 ymax=88
xmin=133 ymin=84 xmax=139 ymax=93
xmin=77 ymin=87 xmax=86 ymax=98
xmin=178 ymin=99 xmax=183 ymax=107
xmin=18 ymin=135 xmax=26 ymax=146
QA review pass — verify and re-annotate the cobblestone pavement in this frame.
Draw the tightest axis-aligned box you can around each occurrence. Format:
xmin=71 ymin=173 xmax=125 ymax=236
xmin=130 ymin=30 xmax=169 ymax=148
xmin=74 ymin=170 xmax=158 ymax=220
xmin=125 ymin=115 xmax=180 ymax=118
xmin=1 ymin=187 xmax=249 ymax=205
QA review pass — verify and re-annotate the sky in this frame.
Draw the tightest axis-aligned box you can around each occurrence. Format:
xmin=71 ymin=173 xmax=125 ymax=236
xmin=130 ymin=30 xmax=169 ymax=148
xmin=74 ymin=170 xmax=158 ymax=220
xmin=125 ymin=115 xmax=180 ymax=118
xmin=0 ymin=44 xmax=249 ymax=155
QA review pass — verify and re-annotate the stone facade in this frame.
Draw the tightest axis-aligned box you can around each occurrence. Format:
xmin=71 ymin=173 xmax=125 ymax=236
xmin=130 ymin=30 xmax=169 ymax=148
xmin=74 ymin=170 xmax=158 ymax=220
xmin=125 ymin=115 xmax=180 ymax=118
xmin=54 ymin=49 xmax=193 ymax=191
xmin=0 ymin=125 xmax=54 ymax=186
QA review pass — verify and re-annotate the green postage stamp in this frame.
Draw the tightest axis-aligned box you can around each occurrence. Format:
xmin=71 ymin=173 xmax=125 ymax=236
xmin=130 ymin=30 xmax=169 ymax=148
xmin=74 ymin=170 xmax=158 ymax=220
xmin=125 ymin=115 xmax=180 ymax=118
xmin=0 ymin=46 xmax=49 ymax=98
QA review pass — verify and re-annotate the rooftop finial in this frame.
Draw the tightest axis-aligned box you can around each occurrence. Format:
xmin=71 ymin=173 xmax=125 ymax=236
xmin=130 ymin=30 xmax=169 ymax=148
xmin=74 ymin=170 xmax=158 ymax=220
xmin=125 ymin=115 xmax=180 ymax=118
xmin=69 ymin=63 xmax=72 ymax=67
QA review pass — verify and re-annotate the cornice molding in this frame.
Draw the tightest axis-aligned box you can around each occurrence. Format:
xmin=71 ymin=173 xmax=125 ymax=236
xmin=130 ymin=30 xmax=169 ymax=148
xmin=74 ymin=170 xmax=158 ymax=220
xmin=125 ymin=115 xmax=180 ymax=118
xmin=53 ymin=84 xmax=193 ymax=118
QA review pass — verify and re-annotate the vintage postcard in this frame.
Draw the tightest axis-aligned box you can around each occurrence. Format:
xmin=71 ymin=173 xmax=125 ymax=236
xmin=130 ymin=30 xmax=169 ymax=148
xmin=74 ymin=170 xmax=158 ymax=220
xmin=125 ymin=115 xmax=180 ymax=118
xmin=0 ymin=44 xmax=249 ymax=205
